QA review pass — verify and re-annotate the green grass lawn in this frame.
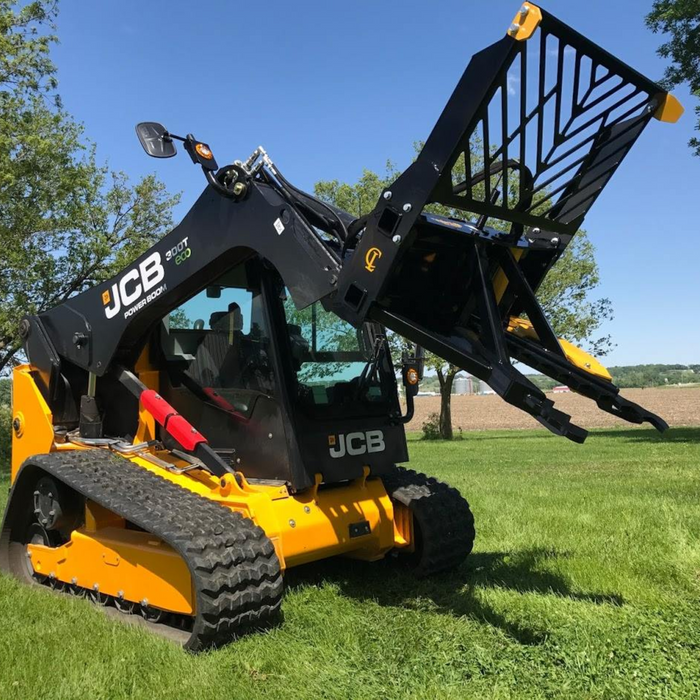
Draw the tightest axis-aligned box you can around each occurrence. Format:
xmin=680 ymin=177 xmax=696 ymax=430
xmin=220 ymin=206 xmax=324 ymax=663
xmin=0 ymin=427 xmax=699 ymax=699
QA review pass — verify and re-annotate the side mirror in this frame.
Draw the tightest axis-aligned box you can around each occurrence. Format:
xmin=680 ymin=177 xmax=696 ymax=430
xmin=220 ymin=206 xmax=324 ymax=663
xmin=135 ymin=122 xmax=177 ymax=159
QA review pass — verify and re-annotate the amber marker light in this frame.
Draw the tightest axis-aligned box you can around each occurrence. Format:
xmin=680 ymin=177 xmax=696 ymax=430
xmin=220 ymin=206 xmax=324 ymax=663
xmin=195 ymin=143 xmax=213 ymax=159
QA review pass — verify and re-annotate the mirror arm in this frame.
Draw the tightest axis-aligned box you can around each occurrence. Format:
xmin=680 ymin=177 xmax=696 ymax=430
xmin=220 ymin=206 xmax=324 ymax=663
xmin=163 ymin=131 xmax=186 ymax=143
xmin=400 ymin=389 xmax=415 ymax=424
xmin=136 ymin=123 xmax=245 ymax=200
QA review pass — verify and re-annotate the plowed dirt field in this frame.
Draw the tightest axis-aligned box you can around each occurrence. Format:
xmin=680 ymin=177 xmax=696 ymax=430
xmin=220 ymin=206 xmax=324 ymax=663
xmin=406 ymin=386 xmax=700 ymax=432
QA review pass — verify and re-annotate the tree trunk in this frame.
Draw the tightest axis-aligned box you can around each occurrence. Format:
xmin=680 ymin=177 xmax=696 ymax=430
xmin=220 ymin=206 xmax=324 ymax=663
xmin=436 ymin=367 xmax=457 ymax=440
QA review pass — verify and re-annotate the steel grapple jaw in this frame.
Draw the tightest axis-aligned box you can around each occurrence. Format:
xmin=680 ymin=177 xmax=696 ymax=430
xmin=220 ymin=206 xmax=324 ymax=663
xmin=331 ymin=2 xmax=678 ymax=441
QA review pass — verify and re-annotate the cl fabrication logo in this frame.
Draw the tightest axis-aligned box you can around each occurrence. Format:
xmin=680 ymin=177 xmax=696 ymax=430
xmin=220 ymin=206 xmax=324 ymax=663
xmin=328 ymin=430 xmax=385 ymax=459
xmin=364 ymin=247 xmax=382 ymax=273
xmin=102 ymin=251 xmax=166 ymax=320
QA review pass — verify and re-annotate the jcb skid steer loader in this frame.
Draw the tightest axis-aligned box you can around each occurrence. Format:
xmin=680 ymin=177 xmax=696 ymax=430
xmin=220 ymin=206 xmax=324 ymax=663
xmin=1 ymin=3 xmax=682 ymax=650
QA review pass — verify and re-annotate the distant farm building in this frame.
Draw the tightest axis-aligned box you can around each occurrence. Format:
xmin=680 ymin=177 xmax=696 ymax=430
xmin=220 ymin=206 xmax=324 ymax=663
xmin=453 ymin=374 xmax=482 ymax=395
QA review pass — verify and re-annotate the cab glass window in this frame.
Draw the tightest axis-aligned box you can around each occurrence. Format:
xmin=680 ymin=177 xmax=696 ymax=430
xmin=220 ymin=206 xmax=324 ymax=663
xmin=283 ymin=295 xmax=391 ymax=414
xmin=163 ymin=264 xmax=276 ymax=418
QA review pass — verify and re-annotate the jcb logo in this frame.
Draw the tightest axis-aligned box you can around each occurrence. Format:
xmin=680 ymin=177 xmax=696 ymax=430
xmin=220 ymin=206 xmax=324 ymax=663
xmin=328 ymin=430 xmax=385 ymax=459
xmin=364 ymin=247 xmax=382 ymax=273
xmin=103 ymin=252 xmax=165 ymax=320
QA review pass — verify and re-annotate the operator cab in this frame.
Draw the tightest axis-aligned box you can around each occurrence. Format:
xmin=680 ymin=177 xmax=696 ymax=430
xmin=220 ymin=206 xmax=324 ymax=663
xmin=156 ymin=256 xmax=407 ymax=490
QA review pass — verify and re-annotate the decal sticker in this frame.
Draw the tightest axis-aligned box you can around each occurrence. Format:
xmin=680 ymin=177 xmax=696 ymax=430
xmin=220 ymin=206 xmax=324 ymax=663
xmin=165 ymin=237 xmax=191 ymax=265
xmin=364 ymin=247 xmax=382 ymax=272
xmin=329 ymin=430 xmax=386 ymax=459
xmin=103 ymin=251 xmax=166 ymax=320
xmin=103 ymin=236 xmax=193 ymax=321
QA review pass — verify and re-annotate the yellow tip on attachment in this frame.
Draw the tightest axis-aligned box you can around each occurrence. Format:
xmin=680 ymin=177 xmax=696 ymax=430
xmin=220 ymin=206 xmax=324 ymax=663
xmin=507 ymin=2 xmax=542 ymax=41
xmin=507 ymin=317 xmax=613 ymax=382
xmin=653 ymin=93 xmax=684 ymax=123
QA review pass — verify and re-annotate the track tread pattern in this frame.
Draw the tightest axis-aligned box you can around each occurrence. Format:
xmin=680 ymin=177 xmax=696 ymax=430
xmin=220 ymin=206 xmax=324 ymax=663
xmin=383 ymin=467 xmax=475 ymax=577
xmin=15 ymin=451 xmax=283 ymax=651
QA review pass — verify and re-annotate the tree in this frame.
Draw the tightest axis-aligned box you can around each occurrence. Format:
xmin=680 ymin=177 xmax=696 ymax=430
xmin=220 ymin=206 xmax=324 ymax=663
xmin=0 ymin=0 xmax=179 ymax=372
xmin=314 ymin=165 xmax=397 ymax=218
xmin=314 ymin=152 xmax=612 ymax=439
xmin=169 ymin=308 xmax=192 ymax=329
xmin=0 ymin=1 xmax=56 ymax=95
xmin=0 ymin=377 xmax=10 ymax=405
xmin=646 ymin=0 xmax=700 ymax=156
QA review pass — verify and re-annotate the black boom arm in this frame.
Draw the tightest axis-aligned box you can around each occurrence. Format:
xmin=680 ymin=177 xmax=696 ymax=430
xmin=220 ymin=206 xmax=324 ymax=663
xmin=25 ymin=178 xmax=342 ymax=386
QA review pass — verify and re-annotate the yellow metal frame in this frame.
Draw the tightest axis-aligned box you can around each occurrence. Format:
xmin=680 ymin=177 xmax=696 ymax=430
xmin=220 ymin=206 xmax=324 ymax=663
xmin=653 ymin=92 xmax=684 ymax=124
xmin=120 ymin=455 xmax=399 ymax=571
xmin=11 ymin=361 xmax=412 ymax=615
xmin=492 ymin=248 xmax=524 ymax=302
xmin=28 ymin=527 xmax=193 ymax=614
xmin=11 ymin=366 xmax=55 ymax=480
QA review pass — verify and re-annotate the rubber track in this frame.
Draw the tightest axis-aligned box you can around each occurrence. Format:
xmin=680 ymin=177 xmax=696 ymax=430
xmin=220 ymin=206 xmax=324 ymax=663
xmin=11 ymin=451 xmax=283 ymax=651
xmin=383 ymin=467 xmax=475 ymax=577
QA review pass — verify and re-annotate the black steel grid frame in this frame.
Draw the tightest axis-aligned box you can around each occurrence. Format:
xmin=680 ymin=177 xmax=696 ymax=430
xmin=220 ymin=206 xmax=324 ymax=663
xmin=430 ymin=6 xmax=664 ymax=237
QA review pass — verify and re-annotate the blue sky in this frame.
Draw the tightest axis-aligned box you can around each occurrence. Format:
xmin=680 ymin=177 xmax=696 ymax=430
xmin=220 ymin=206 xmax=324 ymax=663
xmin=50 ymin=0 xmax=698 ymax=366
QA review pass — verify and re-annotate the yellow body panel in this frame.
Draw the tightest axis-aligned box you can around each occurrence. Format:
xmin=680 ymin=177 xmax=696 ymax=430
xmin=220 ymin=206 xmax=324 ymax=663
xmin=12 ymin=362 xmax=404 ymax=614
xmin=246 ymin=472 xmax=396 ymax=567
xmin=11 ymin=365 xmax=55 ymax=480
xmin=507 ymin=317 xmax=612 ymax=381
xmin=27 ymin=527 xmax=193 ymax=614
xmin=123 ymin=453 xmax=398 ymax=570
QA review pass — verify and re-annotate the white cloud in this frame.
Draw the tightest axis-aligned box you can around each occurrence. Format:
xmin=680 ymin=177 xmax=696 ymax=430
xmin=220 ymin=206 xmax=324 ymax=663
xmin=507 ymin=73 xmax=519 ymax=97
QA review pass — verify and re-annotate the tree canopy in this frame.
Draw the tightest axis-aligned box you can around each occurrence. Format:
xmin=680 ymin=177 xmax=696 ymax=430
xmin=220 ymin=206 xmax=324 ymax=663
xmin=646 ymin=0 xmax=700 ymax=156
xmin=0 ymin=0 xmax=179 ymax=372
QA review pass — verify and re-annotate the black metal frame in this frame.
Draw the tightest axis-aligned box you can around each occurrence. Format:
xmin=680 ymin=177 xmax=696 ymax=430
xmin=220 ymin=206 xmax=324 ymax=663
xmin=434 ymin=12 xmax=661 ymax=237
xmin=25 ymin=180 xmax=341 ymax=384
xmin=372 ymin=218 xmax=667 ymax=439
xmin=334 ymin=6 xmax=666 ymax=328
xmin=328 ymin=4 xmax=669 ymax=441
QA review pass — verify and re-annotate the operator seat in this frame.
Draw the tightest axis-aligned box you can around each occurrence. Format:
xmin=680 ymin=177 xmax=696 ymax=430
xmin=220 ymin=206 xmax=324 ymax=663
xmin=218 ymin=303 xmax=246 ymax=387
xmin=188 ymin=305 xmax=242 ymax=387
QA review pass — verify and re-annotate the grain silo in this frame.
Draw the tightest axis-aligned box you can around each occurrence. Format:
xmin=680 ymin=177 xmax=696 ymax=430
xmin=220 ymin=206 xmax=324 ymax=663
xmin=453 ymin=376 xmax=470 ymax=395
